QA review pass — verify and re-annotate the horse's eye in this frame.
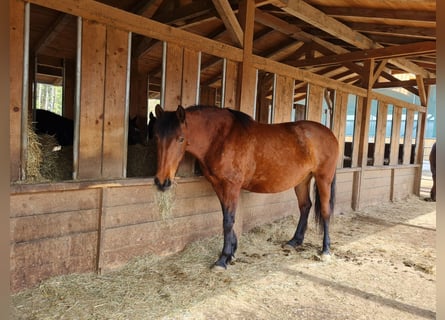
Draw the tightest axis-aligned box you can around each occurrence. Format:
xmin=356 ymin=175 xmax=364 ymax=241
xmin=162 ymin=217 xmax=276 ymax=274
xmin=177 ymin=136 xmax=185 ymax=143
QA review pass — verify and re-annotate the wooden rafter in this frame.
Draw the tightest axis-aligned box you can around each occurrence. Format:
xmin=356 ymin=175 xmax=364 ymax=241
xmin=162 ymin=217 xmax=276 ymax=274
xmin=318 ymin=6 xmax=436 ymax=23
xmin=33 ymin=13 xmax=72 ymax=54
xmin=211 ymin=0 xmax=243 ymax=47
xmin=290 ymin=41 xmax=436 ymax=68
xmin=272 ymin=0 xmax=432 ymax=78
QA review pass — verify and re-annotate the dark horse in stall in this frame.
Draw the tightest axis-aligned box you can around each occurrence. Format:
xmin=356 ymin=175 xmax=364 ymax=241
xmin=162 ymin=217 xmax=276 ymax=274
xmin=429 ymin=142 xmax=436 ymax=201
xmin=153 ymin=105 xmax=339 ymax=270
xmin=35 ymin=109 xmax=147 ymax=146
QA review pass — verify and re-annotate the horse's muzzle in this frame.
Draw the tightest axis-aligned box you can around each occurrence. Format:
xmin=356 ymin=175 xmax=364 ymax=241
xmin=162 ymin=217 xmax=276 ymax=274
xmin=154 ymin=177 xmax=171 ymax=191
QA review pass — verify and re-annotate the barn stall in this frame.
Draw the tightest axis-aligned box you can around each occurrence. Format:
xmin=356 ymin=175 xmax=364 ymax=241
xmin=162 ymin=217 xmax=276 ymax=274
xmin=9 ymin=0 xmax=436 ymax=292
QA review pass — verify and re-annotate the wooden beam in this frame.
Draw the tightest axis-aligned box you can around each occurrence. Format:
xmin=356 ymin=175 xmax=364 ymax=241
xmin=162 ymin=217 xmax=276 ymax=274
xmin=373 ymin=77 xmax=436 ymax=89
xmin=134 ymin=0 xmax=164 ymax=18
xmin=416 ymin=75 xmax=428 ymax=107
xmin=318 ymin=6 xmax=436 ymax=23
xmin=291 ymin=41 xmax=436 ymax=68
xmin=273 ymin=0 xmax=376 ymax=49
xmin=255 ymin=8 xmax=347 ymax=54
xmin=28 ymin=0 xmax=244 ymax=62
xmin=372 ymin=59 xmax=388 ymax=85
xmin=33 ymin=13 xmax=72 ymax=54
xmin=347 ymin=22 xmax=436 ymax=40
xmin=272 ymin=0 xmax=432 ymax=77
xmin=211 ymin=0 xmax=244 ymax=47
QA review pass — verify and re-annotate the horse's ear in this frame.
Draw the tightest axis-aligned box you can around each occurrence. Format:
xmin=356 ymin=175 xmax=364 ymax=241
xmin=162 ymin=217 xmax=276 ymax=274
xmin=176 ymin=105 xmax=186 ymax=123
xmin=155 ymin=104 xmax=163 ymax=118
xmin=149 ymin=111 xmax=155 ymax=121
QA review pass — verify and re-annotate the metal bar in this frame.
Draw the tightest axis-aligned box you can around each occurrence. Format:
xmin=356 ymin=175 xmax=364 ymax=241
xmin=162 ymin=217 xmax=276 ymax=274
xmin=221 ymin=58 xmax=227 ymax=108
xmin=72 ymin=16 xmax=82 ymax=179
xmin=122 ymin=32 xmax=132 ymax=178
xmin=20 ymin=2 xmax=30 ymax=180
xmin=195 ymin=52 xmax=201 ymax=105
xmin=253 ymin=69 xmax=258 ymax=120
xmin=160 ymin=41 xmax=167 ymax=108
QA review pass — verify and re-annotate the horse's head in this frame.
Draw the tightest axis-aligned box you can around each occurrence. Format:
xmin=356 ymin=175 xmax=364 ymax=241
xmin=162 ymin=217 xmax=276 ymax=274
xmin=147 ymin=111 xmax=157 ymax=141
xmin=153 ymin=104 xmax=187 ymax=191
xmin=128 ymin=115 xmax=149 ymax=145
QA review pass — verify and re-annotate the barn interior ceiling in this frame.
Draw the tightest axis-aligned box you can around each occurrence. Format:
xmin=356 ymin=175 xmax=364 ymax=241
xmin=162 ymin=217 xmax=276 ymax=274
xmin=31 ymin=0 xmax=436 ymax=99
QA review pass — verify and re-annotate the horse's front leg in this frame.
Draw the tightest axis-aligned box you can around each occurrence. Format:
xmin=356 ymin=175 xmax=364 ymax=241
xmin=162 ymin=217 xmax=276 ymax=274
xmin=214 ymin=204 xmax=238 ymax=270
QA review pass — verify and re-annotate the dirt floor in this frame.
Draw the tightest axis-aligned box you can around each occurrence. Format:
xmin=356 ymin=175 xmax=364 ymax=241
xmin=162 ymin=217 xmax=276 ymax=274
xmin=11 ymin=193 xmax=436 ymax=320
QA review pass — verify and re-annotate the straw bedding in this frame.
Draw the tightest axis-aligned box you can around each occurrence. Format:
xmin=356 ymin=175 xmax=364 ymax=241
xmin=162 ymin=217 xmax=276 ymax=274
xmin=10 ymin=197 xmax=436 ymax=320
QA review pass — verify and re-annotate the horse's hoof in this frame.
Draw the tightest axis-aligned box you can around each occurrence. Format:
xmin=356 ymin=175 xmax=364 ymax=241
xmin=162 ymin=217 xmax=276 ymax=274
xmin=211 ymin=264 xmax=227 ymax=272
xmin=282 ymin=243 xmax=295 ymax=251
xmin=321 ymin=253 xmax=332 ymax=262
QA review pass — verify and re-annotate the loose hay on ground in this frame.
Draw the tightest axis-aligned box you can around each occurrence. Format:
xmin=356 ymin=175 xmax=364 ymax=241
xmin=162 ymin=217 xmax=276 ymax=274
xmin=11 ymin=196 xmax=436 ymax=320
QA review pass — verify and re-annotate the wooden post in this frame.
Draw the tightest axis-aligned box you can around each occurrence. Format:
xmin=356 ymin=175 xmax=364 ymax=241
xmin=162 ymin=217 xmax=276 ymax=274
xmin=403 ymin=109 xmax=415 ymax=164
xmin=178 ymin=48 xmax=200 ymax=177
xmin=223 ymin=59 xmax=238 ymax=109
xmin=356 ymin=59 xmax=375 ymax=168
xmin=273 ymin=74 xmax=294 ymax=123
xmin=102 ymin=27 xmax=129 ymax=178
xmin=78 ymin=20 xmax=106 ymax=179
xmin=373 ymin=102 xmax=388 ymax=166
xmin=256 ymin=72 xmax=272 ymax=123
xmin=332 ymin=91 xmax=348 ymax=168
xmin=163 ymin=42 xmax=183 ymax=111
xmin=351 ymin=59 xmax=374 ymax=210
xmin=237 ymin=0 xmax=256 ymax=116
xmin=389 ymin=106 xmax=402 ymax=165
xmin=10 ymin=0 xmax=25 ymax=181
xmin=351 ymin=97 xmax=363 ymax=168
xmin=306 ymin=84 xmax=323 ymax=122
xmin=181 ymin=48 xmax=200 ymax=107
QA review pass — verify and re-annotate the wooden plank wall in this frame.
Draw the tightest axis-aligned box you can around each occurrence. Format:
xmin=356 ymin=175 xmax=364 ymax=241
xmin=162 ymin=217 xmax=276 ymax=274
xmin=10 ymin=178 xmax=299 ymax=291
xmin=392 ymin=167 xmax=417 ymax=200
xmin=359 ymin=168 xmax=392 ymax=207
xmin=10 ymin=188 xmax=101 ymax=292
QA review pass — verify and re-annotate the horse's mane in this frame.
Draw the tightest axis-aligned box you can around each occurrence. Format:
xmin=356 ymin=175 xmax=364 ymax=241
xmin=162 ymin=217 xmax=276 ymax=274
xmin=186 ymin=105 xmax=253 ymax=129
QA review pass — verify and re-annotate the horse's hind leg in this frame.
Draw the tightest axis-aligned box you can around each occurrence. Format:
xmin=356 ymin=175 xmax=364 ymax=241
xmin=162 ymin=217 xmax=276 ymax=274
xmin=285 ymin=176 xmax=312 ymax=248
xmin=314 ymin=174 xmax=335 ymax=256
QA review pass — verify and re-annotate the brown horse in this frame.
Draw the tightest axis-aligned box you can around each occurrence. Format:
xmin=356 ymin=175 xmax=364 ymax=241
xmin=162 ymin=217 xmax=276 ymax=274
xmin=153 ymin=105 xmax=339 ymax=270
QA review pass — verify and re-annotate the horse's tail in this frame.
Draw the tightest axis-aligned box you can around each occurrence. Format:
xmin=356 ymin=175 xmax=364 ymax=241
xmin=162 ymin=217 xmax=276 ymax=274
xmin=314 ymin=172 xmax=336 ymax=231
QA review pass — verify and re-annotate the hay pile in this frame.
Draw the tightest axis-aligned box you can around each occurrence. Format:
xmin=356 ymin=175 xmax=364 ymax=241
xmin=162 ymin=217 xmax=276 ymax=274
xmin=25 ymin=120 xmax=73 ymax=183
xmin=25 ymin=120 xmax=44 ymax=182
xmin=127 ymin=140 xmax=157 ymax=177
